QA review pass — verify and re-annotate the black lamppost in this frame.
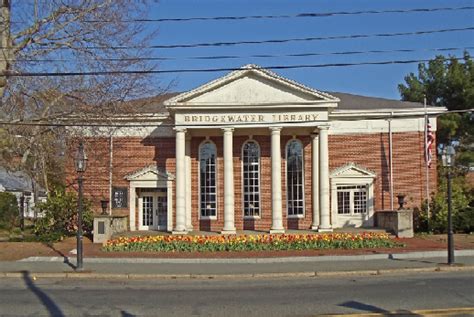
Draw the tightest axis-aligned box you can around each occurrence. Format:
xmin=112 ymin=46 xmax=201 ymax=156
xmin=75 ymin=141 xmax=87 ymax=271
xmin=442 ymin=144 xmax=456 ymax=265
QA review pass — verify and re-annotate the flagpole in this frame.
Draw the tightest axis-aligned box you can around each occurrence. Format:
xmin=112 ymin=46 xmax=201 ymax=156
xmin=389 ymin=113 xmax=394 ymax=210
xmin=424 ymin=96 xmax=431 ymax=223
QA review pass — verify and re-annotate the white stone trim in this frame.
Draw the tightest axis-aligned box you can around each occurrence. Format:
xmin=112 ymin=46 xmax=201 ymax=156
xmin=330 ymin=164 xmax=376 ymax=228
xmin=165 ymin=64 xmax=339 ymax=108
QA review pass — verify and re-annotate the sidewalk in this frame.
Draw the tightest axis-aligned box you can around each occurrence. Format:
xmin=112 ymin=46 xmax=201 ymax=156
xmin=1 ymin=234 xmax=473 ymax=279
xmin=1 ymin=251 xmax=474 ymax=279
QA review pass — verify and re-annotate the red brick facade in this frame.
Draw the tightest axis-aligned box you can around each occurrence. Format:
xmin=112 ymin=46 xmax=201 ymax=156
xmin=66 ymin=130 xmax=437 ymax=232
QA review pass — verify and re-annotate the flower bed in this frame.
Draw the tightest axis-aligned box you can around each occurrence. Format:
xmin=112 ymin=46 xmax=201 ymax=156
xmin=103 ymin=232 xmax=402 ymax=252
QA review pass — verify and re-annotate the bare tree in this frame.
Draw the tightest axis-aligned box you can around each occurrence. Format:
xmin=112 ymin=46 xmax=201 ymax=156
xmin=0 ymin=0 xmax=166 ymax=192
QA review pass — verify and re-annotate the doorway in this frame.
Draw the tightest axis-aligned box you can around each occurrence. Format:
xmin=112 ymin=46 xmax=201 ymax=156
xmin=138 ymin=189 xmax=168 ymax=230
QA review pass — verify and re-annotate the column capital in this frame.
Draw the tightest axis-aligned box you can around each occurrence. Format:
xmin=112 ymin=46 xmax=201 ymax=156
xmin=270 ymin=126 xmax=282 ymax=134
xmin=317 ymin=125 xmax=330 ymax=131
xmin=221 ymin=127 xmax=234 ymax=133
xmin=174 ymin=127 xmax=187 ymax=133
xmin=310 ymin=133 xmax=319 ymax=139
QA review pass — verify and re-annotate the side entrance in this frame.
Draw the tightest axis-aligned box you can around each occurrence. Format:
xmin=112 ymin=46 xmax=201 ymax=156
xmin=138 ymin=189 xmax=168 ymax=231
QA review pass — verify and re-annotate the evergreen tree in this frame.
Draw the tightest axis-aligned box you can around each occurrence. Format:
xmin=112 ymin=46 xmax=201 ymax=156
xmin=398 ymin=52 xmax=474 ymax=167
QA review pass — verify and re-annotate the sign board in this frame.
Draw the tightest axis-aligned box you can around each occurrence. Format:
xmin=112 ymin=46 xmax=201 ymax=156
xmin=112 ymin=187 xmax=128 ymax=208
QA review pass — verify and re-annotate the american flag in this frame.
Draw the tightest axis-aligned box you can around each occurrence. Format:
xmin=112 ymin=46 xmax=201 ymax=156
xmin=425 ymin=119 xmax=435 ymax=168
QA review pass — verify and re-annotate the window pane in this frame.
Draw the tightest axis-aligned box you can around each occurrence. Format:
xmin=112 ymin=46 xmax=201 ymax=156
xmin=287 ymin=140 xmax=304 ymax=215
xmin=199 ymin=142 xmax=217 ymax=217
xmin=242 ymin=141 xmax=260 ymax=216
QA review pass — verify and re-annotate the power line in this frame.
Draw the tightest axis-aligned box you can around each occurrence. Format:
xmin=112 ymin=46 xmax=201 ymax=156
xmin=3 ymin=56 xmax=469 ymax=77
xmin=81 ymin=6 xmax=474 ymax=23
xmin=9 ymin=46 xmax=474 ymax=63
xmin=5 ymin=26 xmax=473 ymax=50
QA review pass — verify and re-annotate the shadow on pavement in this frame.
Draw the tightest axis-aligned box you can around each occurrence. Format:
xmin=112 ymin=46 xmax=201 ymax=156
xmin=388 ymin=254 xmax=443 ymax=265
xmin=22 ymin=270 xmax=65 ymax=317
xmin=339 ymin=300 xmax=421 ymax=316
xmin=42 ymin=242 xmax=77 ymax=270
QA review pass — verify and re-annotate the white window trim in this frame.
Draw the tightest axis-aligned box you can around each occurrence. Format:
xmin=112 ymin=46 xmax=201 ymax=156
xmin=241 ymin=139 xmax=262 ymax=219
xmin=198 ymin=139 xmax=218 ymax=220
xmin=285 ymin=138 xmax=305 ymax=218
xmin=336 ymin=185 xmax=368 ymax=216
xmin=330 ymin=177 xmax=375 ymax=228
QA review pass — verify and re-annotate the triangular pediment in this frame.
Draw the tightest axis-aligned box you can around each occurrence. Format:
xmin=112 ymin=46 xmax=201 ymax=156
xmin=330 ymin=163 xmax=376 ymax=178
xmin=165 ymin=64 xmax=339 ymax=108
xmin=125 ymin=165 xmax=175 ymax=181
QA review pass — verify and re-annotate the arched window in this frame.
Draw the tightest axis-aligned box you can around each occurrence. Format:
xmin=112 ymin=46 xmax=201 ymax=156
xmin=242 ymin=140 xmax=260 ymax=217
xmin=199 ymin=141 xmax=217 ymax=217
xmin=286 ymin=139 xmax=304 ymax=216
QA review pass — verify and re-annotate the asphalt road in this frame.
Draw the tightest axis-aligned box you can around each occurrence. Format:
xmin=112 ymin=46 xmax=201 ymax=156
xmin=0 ymin=272 xmax=473 ymax=316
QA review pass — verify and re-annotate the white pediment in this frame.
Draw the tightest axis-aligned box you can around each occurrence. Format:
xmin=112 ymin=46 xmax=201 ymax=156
xmin=165 ymin=64 xmax=339 ymax=108
xmin=125 ymin=165 xmax=175 ymax=181
xmin=330 ymin=163 xmax=376 ymax=178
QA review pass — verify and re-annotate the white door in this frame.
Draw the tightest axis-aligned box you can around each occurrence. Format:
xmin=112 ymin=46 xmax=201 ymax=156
xmin=139 ymin=191 xmax=168 ymax=230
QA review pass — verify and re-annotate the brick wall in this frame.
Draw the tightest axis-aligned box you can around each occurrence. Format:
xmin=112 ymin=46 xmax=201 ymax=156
xmin=66 ymin=131 xmax=437 ymax=232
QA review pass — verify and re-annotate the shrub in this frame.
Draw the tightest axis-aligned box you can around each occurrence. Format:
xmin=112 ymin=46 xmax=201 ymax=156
xmin=0 ymin=192 xmax=19 ymax=230
xmin=415 ymin=171 xmax=473 ymax=233
xmin=34 ymin=189 xmax=93 ymax=241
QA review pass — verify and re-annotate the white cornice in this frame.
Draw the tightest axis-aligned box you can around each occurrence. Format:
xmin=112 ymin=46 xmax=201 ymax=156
xmin=329 ymin=107 xmax=446 ymax=119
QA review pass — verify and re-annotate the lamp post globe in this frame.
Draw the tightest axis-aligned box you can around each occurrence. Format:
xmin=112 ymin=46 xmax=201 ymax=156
xmin=75 ymin=141 xmax=87 ymax=271
xmin=442 ymin=145 xmax=455 ymax=265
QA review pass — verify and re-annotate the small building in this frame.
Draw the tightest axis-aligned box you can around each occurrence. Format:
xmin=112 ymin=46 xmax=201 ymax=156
xmin=0 ymin=167 xmax=46 ymax=218
xmin=66 ymin=65 xmax=440 ymax=233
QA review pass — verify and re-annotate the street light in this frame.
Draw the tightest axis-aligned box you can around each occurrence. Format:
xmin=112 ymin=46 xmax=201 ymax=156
xmin=442 ymin=144 xmax=456 ymax=265
xmin=75 ymin=141 xmax=87 ymax=271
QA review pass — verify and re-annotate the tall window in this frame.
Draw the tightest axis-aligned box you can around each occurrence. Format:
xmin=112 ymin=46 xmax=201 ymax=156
xmin=199 ymin=141 xmax=217 ymax=217
xmin=242 ymin=140 xmax=260 ymax=217
xmin=337 ymin=185 xmax=368 ymax=215
xmin=286 ymin=139 xmax=304 ymax=216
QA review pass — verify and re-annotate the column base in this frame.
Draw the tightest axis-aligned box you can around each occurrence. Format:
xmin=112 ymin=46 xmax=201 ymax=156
xmin=311 ymin=225 xmax=319 ymax=231
xmin=269 ymin=229 xmax=285 ymax=234
xmin=172 ymin=230 xmax=188 ymax=235
xmin=221 ymin=229 xmax=236 ymax=235
xmin=318 ymin=227 xmax=333 ymax=233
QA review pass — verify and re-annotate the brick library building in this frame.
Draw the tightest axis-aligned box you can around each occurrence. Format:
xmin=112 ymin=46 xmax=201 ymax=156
xmin=67 ymin=65 xmax=439 ymax=234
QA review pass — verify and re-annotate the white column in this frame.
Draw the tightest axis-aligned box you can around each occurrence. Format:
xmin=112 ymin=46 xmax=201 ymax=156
xmin=185 ymin=135 xmax=193 ymax=231
xmin=222 ymin=127 xmax=236 ymax=234
xmin=311 ymin=133 xmax=319 ymax=230
xmin=129 ymin=186 xmax=136 ymax=231
xmin=173 ymin=128 xmax=187 ymax=233
xmin=270 ymin=127 xmax=285 ymax=233
xmin=318 ymin=125 xmax=332 ymax=232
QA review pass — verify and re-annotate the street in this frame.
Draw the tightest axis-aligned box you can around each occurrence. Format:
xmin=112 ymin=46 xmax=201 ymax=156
xmin=0 ymin=272 xmax=473 ymax=316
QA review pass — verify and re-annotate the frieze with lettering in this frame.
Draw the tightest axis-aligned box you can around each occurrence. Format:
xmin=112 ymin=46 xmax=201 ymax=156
xmin=179 ymin=113 xmax=321 ymax=125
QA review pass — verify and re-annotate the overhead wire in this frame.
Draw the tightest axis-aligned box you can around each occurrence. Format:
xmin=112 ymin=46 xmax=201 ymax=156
xmin=4 ymin=26 xmax=473 ymax=50
xmin=3 ymin=56 xmax=470 ymax=77
xmin=6 ymin=46 xmax=474 ymax=63
xmin=82 ymin=6 xmax=474 ymax=23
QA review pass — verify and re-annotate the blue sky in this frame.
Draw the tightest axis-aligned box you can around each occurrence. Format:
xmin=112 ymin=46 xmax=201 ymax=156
xmin=149 ymin=0 xmax=473 ymax=99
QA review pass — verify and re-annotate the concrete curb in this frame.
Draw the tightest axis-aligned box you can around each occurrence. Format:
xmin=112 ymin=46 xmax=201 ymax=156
xmin=17 ymin=249 xmax=474 ymax=264
xmin=2 ymin=264 xmax=473 ymax=280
